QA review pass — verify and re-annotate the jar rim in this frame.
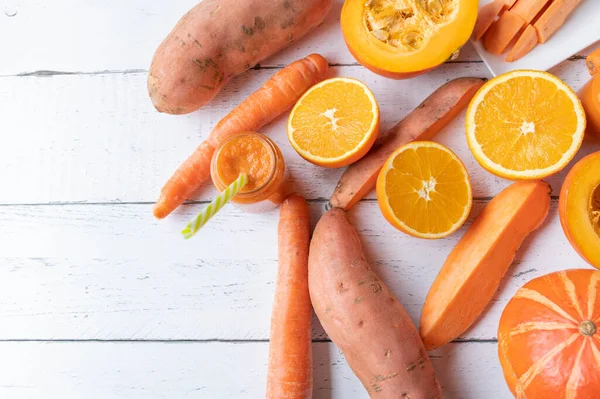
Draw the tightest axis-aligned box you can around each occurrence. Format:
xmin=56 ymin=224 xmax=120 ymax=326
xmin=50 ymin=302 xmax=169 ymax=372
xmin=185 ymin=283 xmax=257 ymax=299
xmin=212 ymin=132 xmax=278 ymax=197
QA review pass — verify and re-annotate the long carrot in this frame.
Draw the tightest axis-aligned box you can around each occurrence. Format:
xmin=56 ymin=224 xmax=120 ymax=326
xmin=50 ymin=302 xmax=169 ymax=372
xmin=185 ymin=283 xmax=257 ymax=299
xmin=266 ymin=194 xmax=312 ymax=399
xmin=153 ymin=54 xmax=329 ymax=219
xmin=589 ymin=48 xmax=600 ymax=76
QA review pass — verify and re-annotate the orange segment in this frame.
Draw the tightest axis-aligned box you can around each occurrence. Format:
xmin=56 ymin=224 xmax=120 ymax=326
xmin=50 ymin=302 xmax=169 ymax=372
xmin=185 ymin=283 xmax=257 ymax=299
xmin=466 ymin=70 xmax=586 ymax=180
xmin=287 ymin=77 xmax=379 ymax=168
xmin=376 ymin=141 xmax=472 ymax=239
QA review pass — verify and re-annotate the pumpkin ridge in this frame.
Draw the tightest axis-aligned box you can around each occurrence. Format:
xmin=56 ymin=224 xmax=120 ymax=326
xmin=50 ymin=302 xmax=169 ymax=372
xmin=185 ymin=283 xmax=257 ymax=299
xmin=591 ymin=339 xmax=600 ymax=369
xmin=507 ymin=321 xmax=577 ymax=339
xmin=564 ymin=340 xmax=587 ymax=399
xmin=515 ymin=288 xmax=578 ymax=324
xmin=588 ymin=273 xmax=600 ymax=320
xmin=519 ymin=333 xmax=580 ymax=391
xmin=558 ymin=271 xmax=585 ymax=319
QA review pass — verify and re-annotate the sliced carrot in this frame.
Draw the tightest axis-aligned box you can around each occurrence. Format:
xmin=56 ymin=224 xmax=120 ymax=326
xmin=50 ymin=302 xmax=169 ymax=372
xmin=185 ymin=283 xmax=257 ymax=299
xmin=511 ymin=0 xmax=552 ymax=23
xmin=483 ymin=10 xmax=527 ymax=55
xmin=266 ymin=194 xmax=312 ymax=399
xmin=152 ymin=54 xmax=329 ymax=219
xmin=534 ymin=0 xmax=582 ymax=44
xmin=506 ymin=24 xmax=539 ymax=62
xmin=588 ymin=48 xmax=600 ymax=76
xmin=474 ymin=1 xmax=507 ymax=41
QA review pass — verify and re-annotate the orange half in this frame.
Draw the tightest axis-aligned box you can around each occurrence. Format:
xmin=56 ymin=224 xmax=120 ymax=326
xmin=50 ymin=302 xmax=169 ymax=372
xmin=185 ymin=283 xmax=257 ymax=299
xmin=376 ymin=141 xmax=472 ymax=239
xmin=287 ymin=77 xmax=379 ymax=168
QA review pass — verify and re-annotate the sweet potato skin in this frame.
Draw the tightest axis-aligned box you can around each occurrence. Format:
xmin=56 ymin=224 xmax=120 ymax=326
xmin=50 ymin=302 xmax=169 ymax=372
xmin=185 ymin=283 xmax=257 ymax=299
xmin=329 ymin=77 xmax=486 ymax=211
xmin=309 ymin=209 xmax=441 ymax=399
xmin=420 ymin=181 xmax=551 ymax=351
xmin=148 ymin=0 xmax=332 ymax=114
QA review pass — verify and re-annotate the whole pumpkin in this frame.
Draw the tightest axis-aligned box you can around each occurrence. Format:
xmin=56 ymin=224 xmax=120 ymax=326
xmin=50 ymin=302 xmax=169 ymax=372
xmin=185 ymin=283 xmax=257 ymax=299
xmin=498 ymin=269 xmax=600 ymax=399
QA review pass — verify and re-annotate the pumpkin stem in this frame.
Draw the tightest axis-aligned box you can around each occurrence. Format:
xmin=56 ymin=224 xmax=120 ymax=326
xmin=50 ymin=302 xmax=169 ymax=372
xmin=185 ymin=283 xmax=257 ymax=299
xmin=579 ymin=320 xmax=597 ymax=336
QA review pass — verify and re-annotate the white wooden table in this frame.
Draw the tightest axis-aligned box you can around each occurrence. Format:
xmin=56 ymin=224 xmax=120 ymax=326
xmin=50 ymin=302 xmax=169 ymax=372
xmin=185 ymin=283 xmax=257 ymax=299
xmin=1 ymin=1 xmax=597 ymax=398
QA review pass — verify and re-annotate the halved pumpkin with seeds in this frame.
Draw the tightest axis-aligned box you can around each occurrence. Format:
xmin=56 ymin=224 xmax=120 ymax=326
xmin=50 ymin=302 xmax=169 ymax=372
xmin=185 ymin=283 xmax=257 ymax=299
xmin=341 ymin=0 xmax=478 ymax=79
xmin=559 ymin=151 xmax=600 ymax=269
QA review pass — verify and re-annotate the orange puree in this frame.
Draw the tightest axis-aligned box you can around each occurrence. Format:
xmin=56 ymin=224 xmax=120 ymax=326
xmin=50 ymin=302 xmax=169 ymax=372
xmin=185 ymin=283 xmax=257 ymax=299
xmin=216 ymin=134 xmax=274 ymax=192
xmin=580 ymin=73 xmax=600 ymax=141
xmin=211 ymin=132 xmax=287 ymax=206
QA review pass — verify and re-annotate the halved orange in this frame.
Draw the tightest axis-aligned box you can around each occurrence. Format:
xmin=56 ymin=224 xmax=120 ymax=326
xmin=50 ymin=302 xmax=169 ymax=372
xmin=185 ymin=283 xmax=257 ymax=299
xmin=466 ymin=70 xmax=586 ymax=180
xmin=287 ymin=77 xmax=379 ymax=168
xmin=376 ymin=141 xmax=472 ymax=239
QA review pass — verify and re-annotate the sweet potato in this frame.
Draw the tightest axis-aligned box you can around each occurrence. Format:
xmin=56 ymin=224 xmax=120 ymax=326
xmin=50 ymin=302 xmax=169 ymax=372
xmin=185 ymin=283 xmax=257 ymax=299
xmin=533 ymin=0 xmax=582 ymax=44
xmin=309 ymin=209 xmax=441 ymax=399
xmin=511 ymin=0 xmax=552 ymax=23
xmin=506 ymin=24 xmax=538 ymax=62
xmin=148 ymin=0 xmax=333 ymax=114
xmin=474 ymin=0 xmax=507 ymax=41
xmin=420 ymin=181 xmax=551 ymax=351
xmin=483 ymin=10 xmax=527 ymax=55
xmin=588 ymin=47 xmax=600 ymax=76
xmin=329 ymin=77 xmax=485 ymax=211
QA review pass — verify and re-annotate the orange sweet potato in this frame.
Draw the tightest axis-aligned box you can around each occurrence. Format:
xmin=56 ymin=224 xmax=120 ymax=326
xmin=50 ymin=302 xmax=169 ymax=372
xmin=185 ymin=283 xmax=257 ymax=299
xmin=309 ymin=209 xmax=441 ymax=398
xmin=420 ymin=181 xmax=551 ymax=351
xmin=483 ymin=10 xmax=527 ymax=55
xmin=474 ymin=0 xmax=507 ymax=41
xmin=329 ymin=77 xmax=486 ymax=211
xmin=511 ymin=0 xmax=552 ymax=23
xmin=534 ymin=0 xmax=582 ymax=44
xmin=506 ymin=24 xmax=539 ymax=62
xmin=588 ymin=47 xmax=600 ymax=76
xmin=148 ymin=0 xmax=332 ymax=114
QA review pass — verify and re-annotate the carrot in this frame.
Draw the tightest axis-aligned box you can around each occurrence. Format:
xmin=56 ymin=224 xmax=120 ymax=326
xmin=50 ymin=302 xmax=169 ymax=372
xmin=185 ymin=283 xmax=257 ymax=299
xmin=506 ymin=24 xmax=538 ymax=62
xmin=329 ymin=77 xmax=485 ymax=211
xmin=483 ymin=10 xmax=527 ymax=55
xmin=474 ymin=0 xmax=507 ymax=41
xmin=511 ymin=0 xmax=552 ymax=23
xmin=533 ymin=0 xmax=581 ymax=44
xmin=153 ymin=54 xmax=329 ymax=219
xmin=588 ymin=47 xmax=600 ymax=76
xmin=266 ymin=194 xmax=312 ymax=399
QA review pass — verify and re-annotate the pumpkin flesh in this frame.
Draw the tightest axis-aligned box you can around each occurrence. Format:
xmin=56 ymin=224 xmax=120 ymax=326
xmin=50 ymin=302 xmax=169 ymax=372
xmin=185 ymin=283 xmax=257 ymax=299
xmin=341 ymin=0 xmax=478 ymax=78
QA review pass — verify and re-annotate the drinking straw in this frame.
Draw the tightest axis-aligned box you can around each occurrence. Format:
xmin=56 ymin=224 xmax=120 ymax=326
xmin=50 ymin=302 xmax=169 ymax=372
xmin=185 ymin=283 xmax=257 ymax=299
xmin=181 ymin=173 xmax=248 ymax=239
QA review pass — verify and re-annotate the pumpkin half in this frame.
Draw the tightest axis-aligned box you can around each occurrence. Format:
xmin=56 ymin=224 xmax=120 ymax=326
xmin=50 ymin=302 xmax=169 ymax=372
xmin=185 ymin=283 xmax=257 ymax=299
xmin=498 ymin=269 xmax=600 ymax=399
xmin=341 ymin=0 xmax=478 ymax=79
xmin=559 ymin=151 xmax=600 ymax=269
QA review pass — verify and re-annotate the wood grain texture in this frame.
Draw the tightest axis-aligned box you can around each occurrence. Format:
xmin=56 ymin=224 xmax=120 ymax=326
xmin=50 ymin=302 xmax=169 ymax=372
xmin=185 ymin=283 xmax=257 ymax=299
xmin=0 ymin=60 xmax=596 ymax=205
xmin=0 ymin=341 xmax=511 ymax=398
xmin=0 ymin=200 xmax=590 ymax=340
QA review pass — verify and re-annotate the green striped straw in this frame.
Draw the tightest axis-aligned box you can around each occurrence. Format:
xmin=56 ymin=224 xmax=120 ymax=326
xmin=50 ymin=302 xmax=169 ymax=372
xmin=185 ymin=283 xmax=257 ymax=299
xmin=181 ymin=173 xmax=248 ymax=239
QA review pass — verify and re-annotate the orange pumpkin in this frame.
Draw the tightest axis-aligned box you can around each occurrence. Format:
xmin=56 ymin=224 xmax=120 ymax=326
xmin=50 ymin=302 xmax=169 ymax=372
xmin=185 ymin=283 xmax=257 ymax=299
xmin=559 ymin=151 xmax=600 ymax=269
xmin=341 ymin=0 xmax=478 ymax=79
xmin=498 ymin=269 xmax=600 ymax=399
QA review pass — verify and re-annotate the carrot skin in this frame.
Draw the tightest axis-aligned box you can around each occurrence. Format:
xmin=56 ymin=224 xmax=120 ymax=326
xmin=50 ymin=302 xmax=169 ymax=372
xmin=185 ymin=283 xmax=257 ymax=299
xmin=588 ymin=48 xmax=600 ymax=76
xmin=329 ymin=77 xmax=486 ymax=211
xmin=266 ymin=194 xmax=312 ymax=399
xmin=152 ymin=54 xmax=329 ymax=219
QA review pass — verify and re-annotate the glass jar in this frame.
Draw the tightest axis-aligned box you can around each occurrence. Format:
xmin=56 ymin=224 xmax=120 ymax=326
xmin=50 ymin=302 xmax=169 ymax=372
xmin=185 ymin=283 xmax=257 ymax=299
xmin=210 ymin=132 xmax=288 ymax=212
xmin=580 ymin=73 xmax=600 ymax=141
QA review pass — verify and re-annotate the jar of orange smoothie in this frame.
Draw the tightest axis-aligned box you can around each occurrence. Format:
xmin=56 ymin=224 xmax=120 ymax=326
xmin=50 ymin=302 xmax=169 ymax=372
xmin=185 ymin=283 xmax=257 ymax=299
xmin=210 ymin=132 xmax=288 ymax=212
xmin=580 ymin=73 xmax=600 ymax=141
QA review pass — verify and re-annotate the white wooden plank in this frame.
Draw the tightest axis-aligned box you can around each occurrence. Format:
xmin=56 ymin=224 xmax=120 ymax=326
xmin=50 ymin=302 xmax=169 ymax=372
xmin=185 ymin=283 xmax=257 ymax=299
xmin=0 ymin=200 xmax=591 ymax=340
xmin=0 ymin=341 xmax=511 ymax=399
xmin=1 ymin=59 xmax=595 ymax=205
xmin=1 ymin=0 xmax=508 ymax=76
